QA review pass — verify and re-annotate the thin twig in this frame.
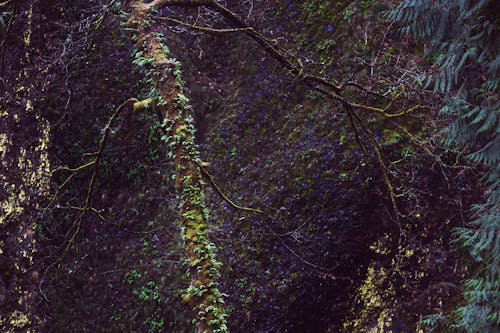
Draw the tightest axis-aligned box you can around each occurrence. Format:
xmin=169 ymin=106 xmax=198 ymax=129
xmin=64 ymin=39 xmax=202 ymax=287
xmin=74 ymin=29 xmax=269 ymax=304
xmin=199 ymin=164 xmax=265 ymax=215
xmin=62 ymin=98 xmax=138 ymax=256
xmin=157 ymin=16 xmax=253 ymax=34
xmin=0 ymin=0 xmax=13 ymax=8
xmin=152 ymin=0 xmax=417 ymax=117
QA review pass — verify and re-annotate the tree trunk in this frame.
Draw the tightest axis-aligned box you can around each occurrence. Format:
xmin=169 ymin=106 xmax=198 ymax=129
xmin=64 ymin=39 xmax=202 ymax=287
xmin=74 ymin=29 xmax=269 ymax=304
xmin=128 ymin=2 xmax=228 ymax=332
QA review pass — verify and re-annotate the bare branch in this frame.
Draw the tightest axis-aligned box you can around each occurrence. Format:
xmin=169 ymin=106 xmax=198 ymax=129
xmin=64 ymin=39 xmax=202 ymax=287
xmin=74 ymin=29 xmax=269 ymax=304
xmin=199 ymin=164 xmax=265 ymax=215
xmin=150 ymin=0 xmax=211 ymax=7
xmin=150 ymin=0 xmax=416 ymax=117
xmin=62 ymin=97 xmax=138 ymax=256
xmin=157 ymin=16 xmax=253 ymax=34
xmin=0 ymin=0 xmax=13 ymax=8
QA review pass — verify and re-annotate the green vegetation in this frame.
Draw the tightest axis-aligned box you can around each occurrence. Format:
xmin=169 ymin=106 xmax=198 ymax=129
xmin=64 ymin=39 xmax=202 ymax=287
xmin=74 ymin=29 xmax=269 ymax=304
xmin=0 ymin=1 xmax=497 ymax=332
xmin=388 ymin=1 xmax=499 ymax=331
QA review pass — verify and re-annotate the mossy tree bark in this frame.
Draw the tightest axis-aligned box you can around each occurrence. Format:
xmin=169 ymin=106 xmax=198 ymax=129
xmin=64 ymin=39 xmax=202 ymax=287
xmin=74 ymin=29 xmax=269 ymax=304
xmin=0 ymin=1 xmax=51 ymax=332
xmin=128 ymin=2 xmax=228 ymax=332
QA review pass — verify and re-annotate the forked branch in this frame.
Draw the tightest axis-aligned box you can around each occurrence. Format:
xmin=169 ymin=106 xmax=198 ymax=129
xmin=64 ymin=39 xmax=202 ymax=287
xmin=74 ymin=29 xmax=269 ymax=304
xmin=61 ymin=98 xmax=138 ymax=256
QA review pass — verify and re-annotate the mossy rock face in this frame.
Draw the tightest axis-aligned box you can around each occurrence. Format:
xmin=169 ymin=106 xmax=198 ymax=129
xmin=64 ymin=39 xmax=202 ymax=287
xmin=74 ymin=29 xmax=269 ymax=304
xmin=0 ymin=3 xmax=53 ymax=331
xmin=0 ymin=0 xmax=478 ymax=332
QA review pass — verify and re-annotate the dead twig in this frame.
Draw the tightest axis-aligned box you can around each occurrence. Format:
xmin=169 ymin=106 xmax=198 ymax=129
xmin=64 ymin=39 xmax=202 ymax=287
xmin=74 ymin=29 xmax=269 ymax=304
xmin=62 ymin=97 xmax=138 ymax=256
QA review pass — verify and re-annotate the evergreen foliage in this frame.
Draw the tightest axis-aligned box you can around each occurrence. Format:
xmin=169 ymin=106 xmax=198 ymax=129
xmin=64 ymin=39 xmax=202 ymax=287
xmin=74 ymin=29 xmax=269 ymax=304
xmin=387 ymin=1 xmax=499 ymax=331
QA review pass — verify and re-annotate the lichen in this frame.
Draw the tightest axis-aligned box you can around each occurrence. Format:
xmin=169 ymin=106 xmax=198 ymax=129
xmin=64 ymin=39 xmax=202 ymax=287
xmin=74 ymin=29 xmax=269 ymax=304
xmin=23 ymin=5 xmax=33 ymax=49
xmin=345 ymin=233 xmax=396 ymax=332
xmin=8 ymin=310 xmax=30 ymax=328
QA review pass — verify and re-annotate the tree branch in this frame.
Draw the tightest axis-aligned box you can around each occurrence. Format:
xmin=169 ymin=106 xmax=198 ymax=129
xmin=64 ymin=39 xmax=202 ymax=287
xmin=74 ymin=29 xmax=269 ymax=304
xmin=149 ymin=0 xmax=416 ymax=117
xmin=157 ymin=16 xmax=253 ymax=34
xmin=62 ymin=98 xmax=138 ymax=256
xmin=199 ymin=164 xmax=265 ymax=215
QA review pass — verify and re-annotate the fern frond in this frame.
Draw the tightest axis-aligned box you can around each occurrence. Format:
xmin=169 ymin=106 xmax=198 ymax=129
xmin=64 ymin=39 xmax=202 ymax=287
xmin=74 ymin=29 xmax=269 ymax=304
xmin=388 ymin=0 xmax=500 ymax=331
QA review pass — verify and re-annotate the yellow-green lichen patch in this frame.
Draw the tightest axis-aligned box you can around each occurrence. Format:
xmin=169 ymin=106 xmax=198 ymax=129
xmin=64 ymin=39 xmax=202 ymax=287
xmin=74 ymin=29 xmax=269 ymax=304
xmin=0 ymin=189 xmax=25 ymax=226
xmin=8 ymin=310 xmax=30 ymax=328
xmin=1 ymin=103 xmax=51 ymax=333
xmin=0 ymin=132 xmax=9 ymax=159
xmin=346 ymin=264 xmax=395 ymax=332
xmin=345 ymin=232 xmax=398 ymax=332
xmin=23 ymin=5 xmax=33 ymax=48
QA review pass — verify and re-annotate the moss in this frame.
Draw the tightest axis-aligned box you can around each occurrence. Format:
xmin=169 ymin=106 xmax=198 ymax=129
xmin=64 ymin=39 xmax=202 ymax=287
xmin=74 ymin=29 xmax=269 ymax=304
xmin=128 ymin=5 xmax=228 ymax=331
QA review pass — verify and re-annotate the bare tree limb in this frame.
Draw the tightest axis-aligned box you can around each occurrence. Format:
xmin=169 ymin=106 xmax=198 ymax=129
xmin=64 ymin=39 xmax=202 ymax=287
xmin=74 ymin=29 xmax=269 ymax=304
xmin=62 ymin=97 xmax=138 ymax=256
xmin=157 ymin=16 xmax=253 ymax=34
xmin=199 ymin=164 xmax=266 ymax=215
